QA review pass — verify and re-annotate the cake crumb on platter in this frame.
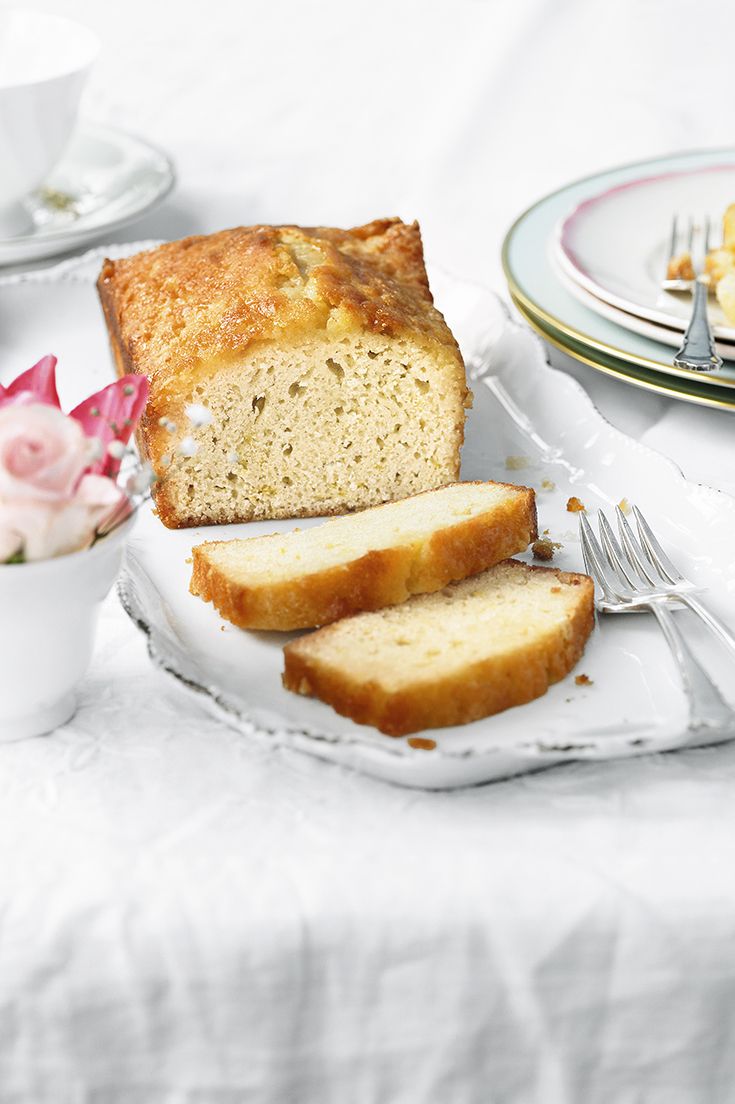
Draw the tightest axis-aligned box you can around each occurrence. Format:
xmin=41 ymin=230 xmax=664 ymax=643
xmin=566 ymin=496 xmax=585 ymax=513
xmin=407 ymin=737 xmax=437 ymax=750
xmin=618 ymin=497 xmax=631 ymax=515
xmin=575 ymin=673 xmax=593 ymax=686
xmin=505 ymin=455 xmax=530 ymax=471
xmin=532 ymin=538 xmax=562 ymax=562
xmin=541 ymin=478 xmax=556 ymax=491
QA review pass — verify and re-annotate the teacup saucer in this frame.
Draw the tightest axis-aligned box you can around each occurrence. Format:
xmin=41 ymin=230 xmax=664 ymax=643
xmin=0 ymin=120 xmax=175 ymax=266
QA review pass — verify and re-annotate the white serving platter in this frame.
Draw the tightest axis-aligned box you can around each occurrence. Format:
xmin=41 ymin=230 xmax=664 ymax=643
xmin=2 ymin=247 xmax=735 ymax=788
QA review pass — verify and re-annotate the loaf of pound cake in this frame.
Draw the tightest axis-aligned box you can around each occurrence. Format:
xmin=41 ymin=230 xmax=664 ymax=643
xmin=191 ymin=480 xmax=537 ymax=630
xmin=97 ymin=219 xmax=471 ymax=528
xmin=283 ymin=560 xmax=595 ymax=735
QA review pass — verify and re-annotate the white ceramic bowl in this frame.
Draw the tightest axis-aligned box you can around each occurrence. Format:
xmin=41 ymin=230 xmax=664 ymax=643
xmin=0 ymin=516 xmax=134 ymax=741
xmin=0 ymin=10 xmax=99 ymax=234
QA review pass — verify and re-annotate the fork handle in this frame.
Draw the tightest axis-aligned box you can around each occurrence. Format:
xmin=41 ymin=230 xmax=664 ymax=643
xmin=677 ymin=593 xmax=735 ymax=661
xmin=649 ymin=601 xmax=733 ymax=731
xmin=673 ymin=278 xmax=723 ymax=372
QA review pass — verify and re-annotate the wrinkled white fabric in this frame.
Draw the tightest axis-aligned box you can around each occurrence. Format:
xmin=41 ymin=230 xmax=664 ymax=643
xmin=2 ymin=0 xmax=735 ymax=1099
xmin=4 ymin=632 xmax=735 ymax=1102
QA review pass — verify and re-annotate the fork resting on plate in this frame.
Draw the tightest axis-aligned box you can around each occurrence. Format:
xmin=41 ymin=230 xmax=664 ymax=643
xmin=579 ymin=504 xmax=735 ymax=736
xmin=664 ymin=215 xmax=723 ymax=372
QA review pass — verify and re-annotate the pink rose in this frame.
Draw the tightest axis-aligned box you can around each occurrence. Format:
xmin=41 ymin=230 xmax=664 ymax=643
xmin=0 ymin=357 xmax=149 ymax=478
xmin=0 ymin=359 xmax=147 ymax=562
xmin=0 ymin=403 xmax=92 ymax=503
xmin=0 ymin=475 xmax=126 ymax=562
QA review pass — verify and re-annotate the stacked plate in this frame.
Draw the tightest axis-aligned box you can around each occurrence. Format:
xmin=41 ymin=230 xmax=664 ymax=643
xmin=0 ymin=121 xmax=174 ymax=267
xmin=502 ymin=148 xmax=735 ymax=411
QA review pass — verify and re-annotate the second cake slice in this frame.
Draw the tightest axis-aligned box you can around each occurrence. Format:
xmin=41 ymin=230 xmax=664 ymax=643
xmin=191 ymin=480 xmax=536 ymax=630
xmin=283 ymin=560 xmax=595 ymax=735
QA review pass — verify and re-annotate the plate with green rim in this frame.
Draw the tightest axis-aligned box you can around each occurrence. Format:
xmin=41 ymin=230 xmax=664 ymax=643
xmin=501 ymin=147 xmax=735 ymax=399
xmin=511 ymin=293 xmax=735 ymax=413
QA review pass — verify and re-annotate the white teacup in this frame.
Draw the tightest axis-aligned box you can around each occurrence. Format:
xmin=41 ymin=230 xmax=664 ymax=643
xmin=0 ymin=516 xmax=134 ymax=741
xmin=0 ymin=10 xmax=99 ymax=235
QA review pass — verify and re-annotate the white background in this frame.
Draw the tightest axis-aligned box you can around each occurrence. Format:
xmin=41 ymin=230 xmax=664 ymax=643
xmin=3 ymin=0 xmax=735 ymax=1100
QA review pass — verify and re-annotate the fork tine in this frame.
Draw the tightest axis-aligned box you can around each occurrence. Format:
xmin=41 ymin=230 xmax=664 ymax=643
xmin=615 ymin=507 xmax=658 ymax=585
xmin=668 ymin=214 xmax=678 ymax=266
xmin=704 ymin=215 xmax=711 ymax=254
xmin=632 ymin=505 xmax=685 ymax=585
xmin=578 ymin=512 xmax=626 ymax=602
xmin=597 ymin=511 xmax=638 ymax=593
xmin=687 ymin=215 xmax=695 ymax=253
xmin=578 ymin=512 xmax=596 ymax=576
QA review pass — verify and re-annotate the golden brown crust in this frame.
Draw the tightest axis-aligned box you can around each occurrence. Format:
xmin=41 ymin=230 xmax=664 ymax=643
xmin=96 ymin=219 xmax=461 ymax=397
xmin=282 ymin=564 xmax=595 ymax=736
xmin=190 ymin=481 xmax=537 ymax=631
xmin=192 ymin=544 xmax=414 ymax=631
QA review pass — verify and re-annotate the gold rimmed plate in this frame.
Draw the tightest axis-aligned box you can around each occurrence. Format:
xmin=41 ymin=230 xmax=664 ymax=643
xmin=502 ymin=147 xmax=735 ymax=400
xmin=511 ymin=293 xmax=735 ymax=413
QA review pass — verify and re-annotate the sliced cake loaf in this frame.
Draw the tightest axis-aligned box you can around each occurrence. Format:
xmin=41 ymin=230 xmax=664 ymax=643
xmin=282 ymin=560 xmax=595 ymax=735
xmin=191 ymin=481 xmax=537 ymax=630
xmin=97 ymin=219 xmax=471 ymax=528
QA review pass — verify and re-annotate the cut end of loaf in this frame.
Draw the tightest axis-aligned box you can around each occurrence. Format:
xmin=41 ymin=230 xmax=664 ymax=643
xmin=282 ymin=560 xmax=595 ymax=735
xmin=151 ymin=333 xmax=468 ymax=528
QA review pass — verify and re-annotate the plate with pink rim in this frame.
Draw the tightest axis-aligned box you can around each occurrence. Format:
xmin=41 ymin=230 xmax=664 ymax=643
xmin=555 ymin=157 xmax=735 ymax=341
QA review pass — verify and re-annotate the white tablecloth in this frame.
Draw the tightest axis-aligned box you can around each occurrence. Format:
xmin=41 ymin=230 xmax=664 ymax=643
xmin=3 ymin=0 xmax=735 ymax=1099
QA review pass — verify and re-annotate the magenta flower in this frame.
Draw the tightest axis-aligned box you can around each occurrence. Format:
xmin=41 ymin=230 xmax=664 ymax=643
xmin=70 ymin=377 xmax=149 ymax=477
xmin=0 ymin=355 xmax=61 ymax=408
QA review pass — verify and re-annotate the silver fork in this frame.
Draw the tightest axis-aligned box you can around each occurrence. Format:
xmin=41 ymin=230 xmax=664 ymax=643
xmin=605 ymin=505 xmax=735 ymax=657
xmin=579 ymin=506 xmax=735 ymax=735
xmin=664 ymin=215 xmax=722 ymax=372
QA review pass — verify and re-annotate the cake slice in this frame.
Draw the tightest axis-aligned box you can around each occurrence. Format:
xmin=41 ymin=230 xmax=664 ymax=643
xmin=97 ymin=218 xmax=471 ymax=528
xmin=191 ymin=481 xmax=537 ymax=630
xmin=283 ymin=560 xmax=595 ymax=735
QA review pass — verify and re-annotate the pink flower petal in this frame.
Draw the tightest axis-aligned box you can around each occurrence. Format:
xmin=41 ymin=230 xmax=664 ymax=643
xmin=75 ymin=474 xmax=130 ymax=534
xmin=76 ymin=473 xmax=126 ymax=509
xmin=0 ymin=355 xmax=60 ymax=409
xmin=70 ymin=375 xmax=149 ymax=476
